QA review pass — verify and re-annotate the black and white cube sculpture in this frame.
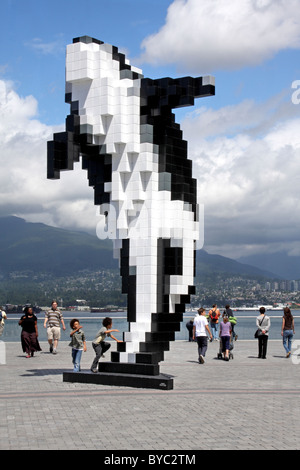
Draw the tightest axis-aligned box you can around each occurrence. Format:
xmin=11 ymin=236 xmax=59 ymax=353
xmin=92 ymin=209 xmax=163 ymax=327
xmin=48 ymin=36 xmax=215 ymax=389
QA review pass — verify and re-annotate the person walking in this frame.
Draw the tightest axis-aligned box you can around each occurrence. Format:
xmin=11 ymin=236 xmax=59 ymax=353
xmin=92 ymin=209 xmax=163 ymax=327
xmin=69 ymin=319 xmax=87 ymax=372
xmin=219 ymin=314 xmax=232 ymax=361
xmin=186 ymin=319 xmax=194 ymax=341
xmin=209 ymin=304 xmax=221 ymax=341
xmin=224 ymin=304 xmax=238 ymax=340
xmin=193 ymin=308 xmax=213 ymax=364
xmin=19 ymin=306 xmax=42 ymax=357
xmin=281 ymin=307 xmax=295 ymax=358
xmin=0 ymin=307 xmax=7 ymax=337
xmin=44 ymin=300 xmax=66 ymax=354
xmin=256 ymin=307 xmax=271 ymax=359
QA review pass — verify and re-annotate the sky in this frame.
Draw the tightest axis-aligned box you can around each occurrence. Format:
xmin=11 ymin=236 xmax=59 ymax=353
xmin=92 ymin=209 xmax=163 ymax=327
xmin=0 ymin=0 xmax=300 ymax=260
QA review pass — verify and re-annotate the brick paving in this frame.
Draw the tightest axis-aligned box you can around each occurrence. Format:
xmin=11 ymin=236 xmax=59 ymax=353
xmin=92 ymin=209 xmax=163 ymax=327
xmin=0 ymin=338 xmax=300 ymax=450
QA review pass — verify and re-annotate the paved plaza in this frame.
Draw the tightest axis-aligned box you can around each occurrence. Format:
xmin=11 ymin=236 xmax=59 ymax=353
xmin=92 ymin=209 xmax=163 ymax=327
xmin=1 ymin=338 xmax=300 ymax=451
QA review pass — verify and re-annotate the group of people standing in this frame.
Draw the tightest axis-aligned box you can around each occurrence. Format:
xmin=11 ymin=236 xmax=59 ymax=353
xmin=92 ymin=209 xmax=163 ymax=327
xmin=192 ymin=305 xmax=237 ymax=363
xmin=1 ymin=300 xmax=297 ymax=370
xmin=255 ymin=306 xmax=295 ymax=359
xmin=186 ymin=304 xmax=238 ymax=343
xmin=191 ymin=304 xmax=295 ymax=364
xmin=17 ymin=300 xmax=65 ymax=358
xmin=207 ymin=304 xmax=238 ymax=341
xmin=16 ymin=300 xmax=121 ymax=373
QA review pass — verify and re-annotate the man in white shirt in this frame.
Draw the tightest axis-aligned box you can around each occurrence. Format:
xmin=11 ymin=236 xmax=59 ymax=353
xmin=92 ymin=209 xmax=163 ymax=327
xmin=193 ymin=308 xmax=212 ymax=364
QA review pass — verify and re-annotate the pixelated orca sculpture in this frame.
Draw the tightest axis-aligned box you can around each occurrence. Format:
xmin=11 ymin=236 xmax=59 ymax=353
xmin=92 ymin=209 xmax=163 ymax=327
xmin=48 ymin=36 xmax=215 ymax=389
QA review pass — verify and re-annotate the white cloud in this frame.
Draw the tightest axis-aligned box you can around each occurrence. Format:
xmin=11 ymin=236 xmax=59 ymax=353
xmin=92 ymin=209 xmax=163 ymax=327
xmin=24 ymin=36 xmax=65 ymax=56
xmin=181 ymin=93 xmax=300 ymax=258
xmin=1 ymin=79 xmax=300 ymax=260
xmin=0 ymin=79 xmax=98 ymax=233
xmin=140 ymin=0 xmax=300 ymax=72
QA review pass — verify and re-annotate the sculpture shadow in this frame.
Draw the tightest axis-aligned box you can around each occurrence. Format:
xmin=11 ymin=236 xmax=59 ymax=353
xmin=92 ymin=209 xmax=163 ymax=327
xmin=20 ymin=368 xmax=70 ymax=377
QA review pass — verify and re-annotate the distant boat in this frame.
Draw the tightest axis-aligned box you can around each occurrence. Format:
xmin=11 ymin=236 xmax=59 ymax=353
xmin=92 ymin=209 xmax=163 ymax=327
xmin=4 ymin=303 xmax=42 ymax=314
xmin=234 ymin=304 xmax=287 ymax=312
xmin=90 ymin=307 xmax=126 ymax=313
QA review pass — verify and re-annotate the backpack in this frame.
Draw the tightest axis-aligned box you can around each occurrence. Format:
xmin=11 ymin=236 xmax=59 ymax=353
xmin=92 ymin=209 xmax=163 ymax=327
xmin=223 ymin=308 xmax=237 ymax=325
xmin=211 ymin=310 xmax=218 ymax=322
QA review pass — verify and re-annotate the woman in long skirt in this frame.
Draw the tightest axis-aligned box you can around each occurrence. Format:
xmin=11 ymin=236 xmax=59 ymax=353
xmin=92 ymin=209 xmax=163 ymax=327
xmin=19 ymin=306 xmax=42 ymax=357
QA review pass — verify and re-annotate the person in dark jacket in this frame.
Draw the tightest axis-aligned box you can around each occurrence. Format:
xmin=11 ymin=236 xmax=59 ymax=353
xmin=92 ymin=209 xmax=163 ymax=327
xmin=19 ymin=306 xmax=42 ymax=358
xmin=256 ymin=307 xmax=271 ymax=359
xmin=224 ymin=305 xmax=238 ymax=341
xmin=186 ymin=319 xmax=194 ymax=341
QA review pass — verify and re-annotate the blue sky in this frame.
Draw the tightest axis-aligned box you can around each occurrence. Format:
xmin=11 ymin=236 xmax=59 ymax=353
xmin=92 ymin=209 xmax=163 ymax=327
xmin=0 ymin=0 xmax=174 ymax=124
xmin=0 ymin=0 xmax=300 ymax=260
xmin=1 ymin=0 xmax=299 ymax=123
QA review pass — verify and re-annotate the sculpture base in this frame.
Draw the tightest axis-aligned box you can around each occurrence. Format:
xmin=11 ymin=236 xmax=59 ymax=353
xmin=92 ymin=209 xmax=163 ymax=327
xmin=63 ymin=370 xmax=173 ymax=390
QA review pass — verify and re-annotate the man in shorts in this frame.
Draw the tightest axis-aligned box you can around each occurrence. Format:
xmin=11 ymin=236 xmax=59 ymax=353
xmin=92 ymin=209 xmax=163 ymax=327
xmin=44 ymin=301 xmax=66 ymax=354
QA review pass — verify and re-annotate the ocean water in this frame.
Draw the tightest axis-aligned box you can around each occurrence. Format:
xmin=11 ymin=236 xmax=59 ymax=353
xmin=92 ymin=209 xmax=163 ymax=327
xmin=1 ymin=310 xmax=299 ymax=342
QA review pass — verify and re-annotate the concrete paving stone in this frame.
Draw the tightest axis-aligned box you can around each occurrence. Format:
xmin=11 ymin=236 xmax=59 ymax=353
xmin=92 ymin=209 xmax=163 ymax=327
xmin=1 ymin=339 xmax=300 ymax=450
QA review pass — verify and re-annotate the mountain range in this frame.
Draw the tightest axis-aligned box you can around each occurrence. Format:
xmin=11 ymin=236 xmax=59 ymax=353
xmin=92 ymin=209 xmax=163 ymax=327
xmin=0 ymin=216 xmax=117 ymax=276
xmin=0 ymin=215 xmax=293 ymax=280
xmin=238 ymin=253 xmax=300 ymax=281
xmin=195 ymin=249 xmax=278 ymax=279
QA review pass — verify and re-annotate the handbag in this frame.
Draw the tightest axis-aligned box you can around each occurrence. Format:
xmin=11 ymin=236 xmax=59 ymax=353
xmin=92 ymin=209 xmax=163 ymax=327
xmin=254 ymin=329 xmax=261 ymax=338
xmin=254 ymin=316 xmax=264 ymax=338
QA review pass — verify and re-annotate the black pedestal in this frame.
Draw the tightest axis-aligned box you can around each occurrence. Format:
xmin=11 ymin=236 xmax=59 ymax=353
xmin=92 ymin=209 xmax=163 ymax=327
xmin=63 ymin=369 xmax=173 ymax=390
xmin=62 ymin=312 xmax=184 ymax=390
